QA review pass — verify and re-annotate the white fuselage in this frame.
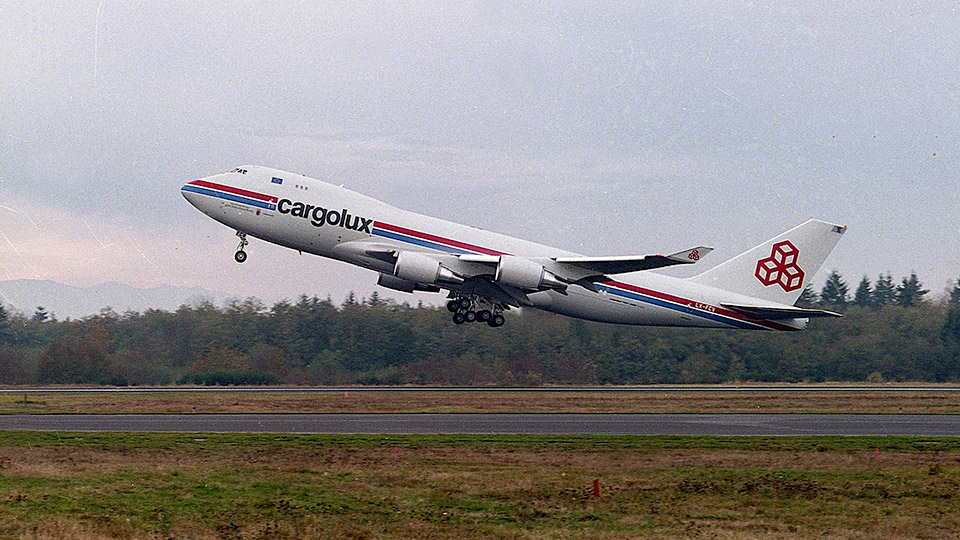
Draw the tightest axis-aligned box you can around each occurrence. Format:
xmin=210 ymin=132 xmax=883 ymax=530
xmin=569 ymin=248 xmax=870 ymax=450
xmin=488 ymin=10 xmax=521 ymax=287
xmin=181 ymin=166 xmax=803 ymax=331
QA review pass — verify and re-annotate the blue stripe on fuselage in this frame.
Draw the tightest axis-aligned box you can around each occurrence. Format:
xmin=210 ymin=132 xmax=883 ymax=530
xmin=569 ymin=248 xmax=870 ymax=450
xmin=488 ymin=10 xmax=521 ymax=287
xmin=371 ymin=228 xmax=473 ymax=255
xmin=594 ymin=283 xmax=763 ymax=330
xmin=373 ymin=222 xmax=766 ymax=330
xmin=181 ymin=184 xmax=277 ymax=211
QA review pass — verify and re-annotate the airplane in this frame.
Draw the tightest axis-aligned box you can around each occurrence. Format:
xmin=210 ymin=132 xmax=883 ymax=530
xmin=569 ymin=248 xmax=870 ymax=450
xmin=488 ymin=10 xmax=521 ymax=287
xmin=181 ymin=165 xmax=846 ymax=330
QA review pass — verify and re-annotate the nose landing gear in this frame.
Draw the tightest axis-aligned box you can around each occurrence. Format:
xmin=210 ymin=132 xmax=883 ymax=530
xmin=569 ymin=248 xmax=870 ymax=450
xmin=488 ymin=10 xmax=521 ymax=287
xmin=234 ymin=231 xmax=249 ymax=263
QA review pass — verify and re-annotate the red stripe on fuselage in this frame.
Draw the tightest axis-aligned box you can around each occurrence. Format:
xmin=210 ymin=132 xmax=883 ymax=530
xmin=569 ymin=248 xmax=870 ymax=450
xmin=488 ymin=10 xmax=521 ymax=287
xmin=373 ymin=221 xmax=506 ymax=256
xmin=371 ymin=221 xmax=797 ymax=331
xmin=601 ymin=280 xmax=800 ymax=331
xmin=188 ymin=180 xmax=278 ymax=203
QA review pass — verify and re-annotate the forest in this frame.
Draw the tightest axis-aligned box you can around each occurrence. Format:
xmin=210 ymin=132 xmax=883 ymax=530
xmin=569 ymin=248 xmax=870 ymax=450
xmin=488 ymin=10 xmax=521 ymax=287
xmin=1 ymin=271 xmax=959 ymax=385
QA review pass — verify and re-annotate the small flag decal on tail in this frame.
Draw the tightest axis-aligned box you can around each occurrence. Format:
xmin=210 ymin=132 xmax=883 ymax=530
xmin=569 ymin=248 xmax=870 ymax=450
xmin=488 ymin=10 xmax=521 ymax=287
xmin=271 ymin=177 xmax=283 ymax=184
xmin=833 ymin=225 xmax=846 ymax=234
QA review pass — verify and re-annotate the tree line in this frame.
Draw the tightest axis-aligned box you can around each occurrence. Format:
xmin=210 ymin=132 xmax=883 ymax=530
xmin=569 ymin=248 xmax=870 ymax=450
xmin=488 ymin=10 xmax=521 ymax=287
xmin=0 ymin=272 xmax=959 ymax=386
xmin=807 ymin=270 xmax=930 ymax=309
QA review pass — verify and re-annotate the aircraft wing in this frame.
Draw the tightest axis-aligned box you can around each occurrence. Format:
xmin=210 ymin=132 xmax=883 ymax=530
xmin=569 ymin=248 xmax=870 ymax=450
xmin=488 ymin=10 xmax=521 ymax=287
xmin=343 ymin=240 xmax=712 ymax=302
xmin=553 ymin=247 xmax=712 ymax=275
xmin=347 ymin=243 xmax=711 ymax=279
xmin=720 ymin=304 xmax=843 ymax=320
xmin=460 ymin=247 xmax=712 ymax=295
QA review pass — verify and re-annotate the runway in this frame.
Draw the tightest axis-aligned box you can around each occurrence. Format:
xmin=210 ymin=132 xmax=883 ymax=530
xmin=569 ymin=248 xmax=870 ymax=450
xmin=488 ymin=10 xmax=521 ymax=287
xmin=1 ymin=413 xmax=958 ymax=436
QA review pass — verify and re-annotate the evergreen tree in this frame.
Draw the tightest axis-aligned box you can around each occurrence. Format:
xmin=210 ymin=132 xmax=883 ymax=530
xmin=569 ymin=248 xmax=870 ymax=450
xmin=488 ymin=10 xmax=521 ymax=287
xmin=895 ymin=272 xmax=928 ymax=307
xmin=872 ymin=272 xmax=896 ymax=308
xmin=853 ymin=276 xmax=872 ymax=307
xmin=819 ymin=271 xmax=849 ymax=307
xmin=343 ymin=291 xmax=357 ymax=307
xmin=0 ymin=305 xmax=10 ymax=344
xmin=796 ymin=285 xmax=818 ymax=307
xmin=366 ymin=291 xmax=384 ymax=306
xmin=32 ymin=306 xmax=49 ymax=323
xmin=942 ymin=277 xmax=960 ymax=344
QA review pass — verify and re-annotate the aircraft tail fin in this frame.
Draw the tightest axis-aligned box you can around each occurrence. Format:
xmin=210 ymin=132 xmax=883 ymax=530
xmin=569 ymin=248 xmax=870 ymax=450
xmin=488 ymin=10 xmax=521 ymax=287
xmin=687 ymin=219 xmax=847 ymax=305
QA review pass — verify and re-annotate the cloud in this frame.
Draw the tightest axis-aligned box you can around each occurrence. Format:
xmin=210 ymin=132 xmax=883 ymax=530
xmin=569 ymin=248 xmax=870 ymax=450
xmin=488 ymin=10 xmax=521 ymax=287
xmin=0 ymin=1 xmax=958 ymax=301
xmin=0 ymin=192 xmax=167 ymax=286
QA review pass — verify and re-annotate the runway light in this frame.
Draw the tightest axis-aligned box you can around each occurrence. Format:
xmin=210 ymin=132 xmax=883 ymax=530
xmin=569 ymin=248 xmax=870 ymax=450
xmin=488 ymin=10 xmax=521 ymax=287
xmin=875 ymin=447 xmax=880 ymax=460
xmin=593 ymin=478 xmax=600 ymax=498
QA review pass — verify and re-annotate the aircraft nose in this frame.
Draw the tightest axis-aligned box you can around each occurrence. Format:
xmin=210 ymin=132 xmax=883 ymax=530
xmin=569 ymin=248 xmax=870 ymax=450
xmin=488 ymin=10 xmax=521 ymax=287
xmin=181 ymin=179 xmax=204 ymax=206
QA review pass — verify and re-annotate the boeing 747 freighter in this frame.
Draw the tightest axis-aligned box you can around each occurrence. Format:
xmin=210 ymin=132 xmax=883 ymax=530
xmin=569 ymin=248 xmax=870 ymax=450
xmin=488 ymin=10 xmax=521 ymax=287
xmin=182 ymin=166 xmax=845 ymax=329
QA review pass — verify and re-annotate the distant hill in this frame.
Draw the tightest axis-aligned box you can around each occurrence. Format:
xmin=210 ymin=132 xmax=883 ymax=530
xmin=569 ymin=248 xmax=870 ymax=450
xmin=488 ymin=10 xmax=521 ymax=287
xmin=0 ymin=279 xmax=236 ymax=319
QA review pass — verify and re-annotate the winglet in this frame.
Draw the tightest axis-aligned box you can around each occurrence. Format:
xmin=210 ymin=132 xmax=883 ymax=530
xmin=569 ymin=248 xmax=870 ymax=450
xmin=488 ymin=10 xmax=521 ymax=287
xmin=667 ymin=246 xmax=713 ymax=264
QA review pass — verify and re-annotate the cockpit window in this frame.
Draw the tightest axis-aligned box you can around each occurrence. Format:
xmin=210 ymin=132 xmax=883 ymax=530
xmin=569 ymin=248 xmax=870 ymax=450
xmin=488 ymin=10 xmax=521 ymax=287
xmin=232 ymin=168 xmax=248 ymax=174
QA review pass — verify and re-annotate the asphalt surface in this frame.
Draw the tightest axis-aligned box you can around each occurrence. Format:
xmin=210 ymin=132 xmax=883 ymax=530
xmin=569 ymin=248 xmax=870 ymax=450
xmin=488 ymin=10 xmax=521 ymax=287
xmin=0 ymin=413 xmax=958 ymax=436
xmin=2 ymin=386 xmax=960 ymax=393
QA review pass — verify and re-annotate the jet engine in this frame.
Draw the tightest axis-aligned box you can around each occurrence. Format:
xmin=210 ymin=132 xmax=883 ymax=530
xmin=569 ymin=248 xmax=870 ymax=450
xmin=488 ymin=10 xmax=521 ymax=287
xmin=393 ymin=251 xmax=464 ymax=286
xmin=377 ymin=273 xmax=441 ymax=293
xmin=495 ymin=255 xmax=567 ymax=291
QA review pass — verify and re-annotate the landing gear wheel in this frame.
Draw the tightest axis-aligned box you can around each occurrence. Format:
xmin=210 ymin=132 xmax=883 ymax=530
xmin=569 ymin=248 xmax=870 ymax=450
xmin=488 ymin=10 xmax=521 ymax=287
xmin=446 ymin=300 xmax=460 ymax=313
xmin=464 ymin=310 xmax=477 ymax=323
xmin=477 ymin=310 xmax=492 ymax=322
xmin=458 ymin=297 xmax=472 ymax=310
xmin=234 ymin=231 xmax=249 ymax=263
xmin=488 ymin=314 xmax=505 ymax=327
xmin=452 ymin=313 xmax=465 ymax=325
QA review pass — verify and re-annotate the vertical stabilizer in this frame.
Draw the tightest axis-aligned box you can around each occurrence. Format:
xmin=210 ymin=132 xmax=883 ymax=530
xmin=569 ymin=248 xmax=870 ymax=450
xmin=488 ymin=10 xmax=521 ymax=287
xmin=688 ymin=219 xmax=846 ymax=305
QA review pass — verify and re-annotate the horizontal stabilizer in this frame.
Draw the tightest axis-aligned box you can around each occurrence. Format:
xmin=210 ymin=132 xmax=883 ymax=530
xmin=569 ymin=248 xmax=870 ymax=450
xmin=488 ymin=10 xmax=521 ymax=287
xmin=721 ymin=303 xmax=843 ymax=320
xmin=554 ymin=247 xmax=712 ymax=275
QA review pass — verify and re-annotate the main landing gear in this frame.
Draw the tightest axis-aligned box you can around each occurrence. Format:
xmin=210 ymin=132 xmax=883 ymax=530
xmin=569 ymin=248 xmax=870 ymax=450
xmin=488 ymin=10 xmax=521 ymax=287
xmin=234 ymin=231 xmax=248 ymax=263
xmin=446 ymin=296 xmax=505 ymax=328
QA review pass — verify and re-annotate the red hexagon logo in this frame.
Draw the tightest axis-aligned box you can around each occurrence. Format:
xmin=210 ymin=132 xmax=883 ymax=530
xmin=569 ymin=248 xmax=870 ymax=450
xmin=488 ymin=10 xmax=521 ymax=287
xmin=755 ymin=240 xmax=804 ymax=292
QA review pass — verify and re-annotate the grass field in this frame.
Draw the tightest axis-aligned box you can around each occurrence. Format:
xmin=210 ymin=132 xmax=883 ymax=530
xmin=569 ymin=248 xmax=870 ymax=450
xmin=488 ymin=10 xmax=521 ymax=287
xmin=2 ymin=389 xmax=958 ymax=538
xmin=0 ymin=433 xmax=958 ymax=539
xmin=1 ymin=388 xmax=959 ymax=415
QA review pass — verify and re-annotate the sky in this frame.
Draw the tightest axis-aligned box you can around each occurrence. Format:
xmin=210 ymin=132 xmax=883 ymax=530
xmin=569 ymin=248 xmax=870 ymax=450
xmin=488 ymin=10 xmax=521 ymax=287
xmin=1 ymin=1 xmax=958 ymax=310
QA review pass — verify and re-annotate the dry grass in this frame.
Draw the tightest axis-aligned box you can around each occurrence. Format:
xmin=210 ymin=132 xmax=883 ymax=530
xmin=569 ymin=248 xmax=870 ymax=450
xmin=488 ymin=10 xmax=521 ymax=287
xmin=0 ymin=434 xmax=958 ymax=539
xmin=0 ymin=388 xmax=958 ymax=415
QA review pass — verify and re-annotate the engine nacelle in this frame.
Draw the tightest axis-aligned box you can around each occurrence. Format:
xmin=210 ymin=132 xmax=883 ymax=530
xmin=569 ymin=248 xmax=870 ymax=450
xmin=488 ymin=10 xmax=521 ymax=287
xmin=495 ymin=255 xmax=567 ymax=291
xmin=393 ymin=251 xmax=463 ymax=286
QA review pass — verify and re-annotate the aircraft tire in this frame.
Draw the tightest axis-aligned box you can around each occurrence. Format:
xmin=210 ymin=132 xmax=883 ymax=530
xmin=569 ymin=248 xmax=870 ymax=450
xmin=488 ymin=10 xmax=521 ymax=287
xmin=452 ymin=313 xmax=465 ymax=325
xmin=458 ymin=297 xmax=472 ymax=310
xmin=477 ymin=310 xmax=492 ymax=322
xmin=446 ymin=300 xmax=459 ymax=312
xmin=234 ymin=250 xmax=247 ymax=263
xmin=489 ymin=314 xmax=505 ymax=327
xmin=464 ymin=310 xmax=476 ymax=323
